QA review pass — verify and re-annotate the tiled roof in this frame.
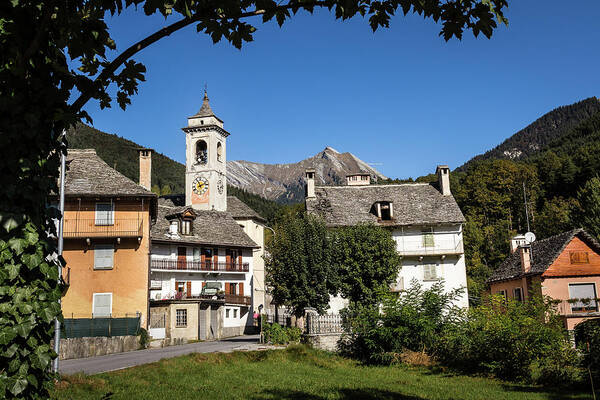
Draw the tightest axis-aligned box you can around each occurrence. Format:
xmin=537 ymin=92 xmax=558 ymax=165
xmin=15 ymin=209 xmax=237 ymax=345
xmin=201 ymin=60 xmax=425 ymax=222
xmin=305 ymin=183 xmax=465 ymax=227
xmin=151 ymin=199 xmax=258 ymax=248
xmin=65 ymin=149 xmax=155 ymax=197
xmin=487 ymin=229 xmax=600 ymax=283
xmin=226 ymin=196 xmax=266 ymax=222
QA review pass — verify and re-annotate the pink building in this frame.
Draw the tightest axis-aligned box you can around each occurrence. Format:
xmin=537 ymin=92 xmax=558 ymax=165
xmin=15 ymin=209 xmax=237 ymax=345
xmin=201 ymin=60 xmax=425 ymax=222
xmin=487 ymin=229 xmax=600 ymax=331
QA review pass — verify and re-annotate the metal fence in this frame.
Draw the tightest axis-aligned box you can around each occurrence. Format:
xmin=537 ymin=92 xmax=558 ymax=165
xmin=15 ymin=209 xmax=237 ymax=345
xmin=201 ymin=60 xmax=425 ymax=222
xmin=306 ymin=313 xmax=344 ymax=334
xmin=61 ymin=313 xmax=141 ymax=338
xmin=265 ymin=310 xmax=293 ymax=327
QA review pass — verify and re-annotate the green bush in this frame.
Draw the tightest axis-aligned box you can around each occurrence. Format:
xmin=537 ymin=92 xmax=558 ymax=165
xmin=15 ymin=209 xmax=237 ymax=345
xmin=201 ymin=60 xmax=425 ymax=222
xmin=262 ymin=322 xmax=303 ymax=345
xmin=339 ymin=280 xmax=465 ymax=364
xmin=437 ymin=295 xmax=581 ymax=384
xmin=575 ymin=318 xmax=600 ymax=379
xmin=138 ymin=328 xmax=150 ymax=349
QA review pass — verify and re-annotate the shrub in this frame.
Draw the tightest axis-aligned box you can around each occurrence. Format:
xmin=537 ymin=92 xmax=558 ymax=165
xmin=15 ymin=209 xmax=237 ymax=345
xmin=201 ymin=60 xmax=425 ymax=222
xmin=138 ymin=328 xmax=149 ymax=349
xmin=339 ymin=280 xmax=464 ymax=364
xmin=262 ymin=323 xmax=302 ymax=345
xmin=437 ymin=295 xmax=581 ymax=384
xmin=575 ymin=318 xmax=600 ymax=380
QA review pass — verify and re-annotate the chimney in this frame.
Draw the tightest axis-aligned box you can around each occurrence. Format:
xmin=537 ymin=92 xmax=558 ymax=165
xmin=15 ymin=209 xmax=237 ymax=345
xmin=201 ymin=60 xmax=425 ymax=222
xmin=138 ymin=148 xmax=153 ymax=191
xmin=436 ymin=165 xmax=451 ymax=196
xmin=346 ymin=173 xmax=371 ymax=186
xmin=520 ymin=245 xmax=532 ymax=273
xmin=305 ymin=169 xmax=315 ymax=198
xmin=510 ymin=235 xmax=527 ymax=254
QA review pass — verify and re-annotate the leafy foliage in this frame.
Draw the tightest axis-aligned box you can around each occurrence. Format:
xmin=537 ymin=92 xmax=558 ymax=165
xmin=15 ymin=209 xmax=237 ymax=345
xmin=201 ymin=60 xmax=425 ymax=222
xmin=574 ymin=176 xmax=600 ymax=240
xmin=340 ymin=281 xmax=465 ymax=364
xmin=331 ymin=224 xmax=401 ymax=305
xmin=575 ymin=318 xmax=600 ymax=380
xmin=261 ymin=322 xmax=302 ymax=345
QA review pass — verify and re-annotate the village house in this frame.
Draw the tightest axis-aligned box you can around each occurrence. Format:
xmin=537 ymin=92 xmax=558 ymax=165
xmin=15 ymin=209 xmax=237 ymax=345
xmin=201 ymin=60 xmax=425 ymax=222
xmin=147 ymin=92 xmax=265 ymax=342
xmin=487 ymin=228 xmax=600 ymax=332
xmin=305 ymin=166 xmax=469 ymax=311
xmin=60 ymin=149 xmax=157 ymax=328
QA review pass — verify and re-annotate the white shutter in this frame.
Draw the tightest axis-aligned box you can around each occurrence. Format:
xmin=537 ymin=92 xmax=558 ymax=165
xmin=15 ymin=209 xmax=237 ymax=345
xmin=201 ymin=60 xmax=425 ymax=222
xmin=93 ymin=293 xmax=112 ymax=317
xmin=423 ymin=264 xmax=437 ymax=281
xmin=94 ymin=245 xmax=114 ymax=269
xmin=95 ymin=203 xmax=114 ymax=225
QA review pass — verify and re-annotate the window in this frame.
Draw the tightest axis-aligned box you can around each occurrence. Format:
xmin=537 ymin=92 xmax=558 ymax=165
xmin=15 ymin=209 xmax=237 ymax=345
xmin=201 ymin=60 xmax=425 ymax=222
xmin=180 ymin=220 xmax=192 ymax=235
xmin=569 ymin=283 xmax=598 ymax=312
xmin=176 ymin=309 xmax=187 ymax=327
xmin=196 ymin=140 xmax=208 ymax=164
xmin=514 ymin=287 xmax=523 ymax=302
xmin=217 ymin=142 xmax=223 ymax=162
xmin=94 ymin=245 xmax=114 ymax=270
xmin=380 ymin=202 xmax=392 ymax=221
xmin=422 ymin=230 xmax=435 ymax=247
xmin=169 ymin=220 xmax=179 ymax=235
xmin=92 ymin=293 xmax=112 ymax=317
xmin=226 ymin=308 xmax=230 ymax=318
xmin=229 ymin=283 xmax=238 ymax=295
xmin=570 ymin=251 xmax=590 ymax=264
xmin=176 ymin=281 xmax=185 ymax=293
xmin=497 ymin=290 xmax=507 ymax=300
xmin=423 ymin=264 xmax=438 ymax=281
xmin=233 ymin=309 xmax=238 ymax=318
xmin=95 ymin=203 xmax=114 ymax=225
xmin=193 ymin=248 xmax=201 ymax=262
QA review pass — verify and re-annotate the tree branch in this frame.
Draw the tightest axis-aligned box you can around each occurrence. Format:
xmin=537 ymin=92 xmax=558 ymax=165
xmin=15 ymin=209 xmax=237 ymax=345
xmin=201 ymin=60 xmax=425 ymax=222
xmin=70 ymin=1 xmax=330 ymax=113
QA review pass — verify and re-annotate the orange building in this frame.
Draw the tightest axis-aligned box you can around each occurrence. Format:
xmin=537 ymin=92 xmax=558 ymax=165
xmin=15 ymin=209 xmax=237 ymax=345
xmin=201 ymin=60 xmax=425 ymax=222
xmin=60 ymin=149 xmax=156 ymax=327
xmin=488 ymin=229 xmax=600 ymax=332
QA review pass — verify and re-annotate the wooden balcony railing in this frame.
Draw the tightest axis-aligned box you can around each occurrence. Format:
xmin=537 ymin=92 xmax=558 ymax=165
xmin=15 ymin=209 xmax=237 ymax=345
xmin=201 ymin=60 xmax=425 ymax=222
xmin=224 ymin=294 xmax=252 ymax=305
xmin=151 ymin=259 xmax=249 ymax=272
xmin=63 ymin=218 xmax=143 ymax=238
xmin=170 ymin=294 xmax=252 ymax=306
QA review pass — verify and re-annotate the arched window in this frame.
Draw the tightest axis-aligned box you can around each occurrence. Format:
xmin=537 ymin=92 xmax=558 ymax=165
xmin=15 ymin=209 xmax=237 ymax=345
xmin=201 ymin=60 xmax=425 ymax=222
xmin=217 ymin=142 xmax=223 ymax=162
xmin=196 ymin=140 xmax=208 ymax=164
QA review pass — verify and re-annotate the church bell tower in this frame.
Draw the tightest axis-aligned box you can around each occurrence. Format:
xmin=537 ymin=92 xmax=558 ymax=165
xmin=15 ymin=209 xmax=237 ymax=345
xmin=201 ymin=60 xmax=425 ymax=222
xmin=182 ymin=91 xmax=228 ymax=211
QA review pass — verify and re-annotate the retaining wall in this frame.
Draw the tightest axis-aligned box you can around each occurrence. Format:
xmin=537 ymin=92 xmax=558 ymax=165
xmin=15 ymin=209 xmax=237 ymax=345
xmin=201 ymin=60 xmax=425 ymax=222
xmin=305 ymin=333 xmax=342 ymax=352
xmin=59 ymin=335 xmax=140 ymax=360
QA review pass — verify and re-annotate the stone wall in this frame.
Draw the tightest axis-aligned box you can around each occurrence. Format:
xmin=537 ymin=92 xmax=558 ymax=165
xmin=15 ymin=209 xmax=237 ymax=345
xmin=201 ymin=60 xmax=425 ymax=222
xmin=305 ymin=333 xmax=341 ymax=352
xmin=59 ymin=336 xmax=140 ymax=360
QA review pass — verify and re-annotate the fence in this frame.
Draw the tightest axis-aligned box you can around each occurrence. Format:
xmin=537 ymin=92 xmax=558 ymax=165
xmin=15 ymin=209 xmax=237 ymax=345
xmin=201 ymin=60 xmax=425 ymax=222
xmin=61 ymin=313 xmax=141 ymax=338
xmin=305 ymin=313 xmax=344 ymax=334
xmin=265 ymin=310 xmax=293 ymax=327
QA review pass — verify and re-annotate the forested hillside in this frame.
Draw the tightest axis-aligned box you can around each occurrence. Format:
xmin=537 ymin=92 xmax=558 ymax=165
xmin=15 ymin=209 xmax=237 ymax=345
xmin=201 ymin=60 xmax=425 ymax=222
xmin=459 ymin=97 xmax=600 ymax=170
xmin=66 ymin=123 xmax=282 ymax=223
xmin=449 ymin=109 xmax=600 ymax=301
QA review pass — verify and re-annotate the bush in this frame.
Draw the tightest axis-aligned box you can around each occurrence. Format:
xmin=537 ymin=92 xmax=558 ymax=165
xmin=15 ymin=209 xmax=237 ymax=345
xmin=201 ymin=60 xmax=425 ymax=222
xmin=575 ymin=318 xmax=600 ymax=380
xmin=138 ymin=328 xmax=149 ymax=349
xmin=339 ymin=280 xmax=464 ymax=364
xmin=437 ymin=295 xmax=581 ymax=384
xmin=262 ymin=322 xmax=302 ymax=345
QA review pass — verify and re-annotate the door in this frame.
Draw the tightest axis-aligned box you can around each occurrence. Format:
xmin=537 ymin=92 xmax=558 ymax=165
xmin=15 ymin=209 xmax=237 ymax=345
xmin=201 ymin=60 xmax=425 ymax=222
xmin=203 ymin=248 xmax=213 ymax=270
xmin=177 ymin=247 xmax=186 ymax=270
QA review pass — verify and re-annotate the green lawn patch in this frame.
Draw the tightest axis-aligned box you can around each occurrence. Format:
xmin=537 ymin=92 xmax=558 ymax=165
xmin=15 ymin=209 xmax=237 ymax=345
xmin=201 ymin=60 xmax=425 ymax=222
xmin=52 ymin=345 xmax=591 ymax=400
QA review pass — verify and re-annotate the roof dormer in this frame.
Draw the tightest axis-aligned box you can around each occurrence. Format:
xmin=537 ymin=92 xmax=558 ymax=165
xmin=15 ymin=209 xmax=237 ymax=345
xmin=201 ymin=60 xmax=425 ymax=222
xmin=370 ymin=201 xmax=394 ymax=221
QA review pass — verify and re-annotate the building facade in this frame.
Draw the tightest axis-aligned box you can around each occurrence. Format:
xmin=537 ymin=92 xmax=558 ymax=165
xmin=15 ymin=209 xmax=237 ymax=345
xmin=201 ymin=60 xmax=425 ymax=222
xmin=148 ymin=92 xmax=264 ymax=341
xmin=306 ymin=165 xmax=469 ymax=311
xmin=488 ymin=229 xmax=600 ymax=332
xmin=60 ymin=149 xmax=157 ymax=327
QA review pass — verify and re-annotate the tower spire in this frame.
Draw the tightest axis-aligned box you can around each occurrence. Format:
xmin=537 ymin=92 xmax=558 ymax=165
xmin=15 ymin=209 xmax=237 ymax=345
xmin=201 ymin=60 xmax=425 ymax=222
xmin=195 ymin=89 xmax=214 ymax=117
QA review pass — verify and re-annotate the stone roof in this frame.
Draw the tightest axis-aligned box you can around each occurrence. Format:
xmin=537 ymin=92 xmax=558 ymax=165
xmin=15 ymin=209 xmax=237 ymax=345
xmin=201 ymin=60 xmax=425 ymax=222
xmin=193 ymin=91 xmax=218 ymax=119
xmin=65 ymin=149 xmax=155 ymax=198
xmin=226 ymin=196 xmax=266 ymax=223
xmin=152 ymin=198 xmax=258 ymax=248
xmin=305 ymin=183 xmax=465 ymax=227
xmin=487 ymin=229 xmax=600 ymax=283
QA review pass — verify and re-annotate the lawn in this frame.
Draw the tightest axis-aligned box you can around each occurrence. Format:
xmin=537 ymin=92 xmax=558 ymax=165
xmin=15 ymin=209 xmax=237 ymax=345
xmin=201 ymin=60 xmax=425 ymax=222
xmin=52 ymin=346 xmax=591 ymax=400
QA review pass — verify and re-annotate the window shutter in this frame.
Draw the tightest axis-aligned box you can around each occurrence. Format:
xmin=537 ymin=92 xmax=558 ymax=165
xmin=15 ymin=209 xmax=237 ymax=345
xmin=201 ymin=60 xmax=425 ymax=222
xmin=423 ymin=264 xmax=437 ymax=281
xmin=239 ymin=282 xmax=244 ymax=296
xmin=93 ymin=293 xmax=112 ymax=316
xmin=95 ymin=203 xmax=114 ymax=225
xmin=94 ymin=245 xmax=114 ymax=269
xmin=225 ymin=282 xmax=230 ymax=294
xmin=237 ymin=254 xmax=242 ymax=267
xmin=187 ymin=281 xmax=192 ymax=296
xmin=202 ymin=282 xmax=206 ymax=288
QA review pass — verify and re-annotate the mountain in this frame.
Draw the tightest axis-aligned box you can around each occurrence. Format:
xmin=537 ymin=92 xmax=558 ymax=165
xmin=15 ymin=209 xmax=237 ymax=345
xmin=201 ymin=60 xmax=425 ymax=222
xmin=227 ymin=147 xmax=387 ymax=203
xmin=459 ymin=97 xmax=600 ymax=171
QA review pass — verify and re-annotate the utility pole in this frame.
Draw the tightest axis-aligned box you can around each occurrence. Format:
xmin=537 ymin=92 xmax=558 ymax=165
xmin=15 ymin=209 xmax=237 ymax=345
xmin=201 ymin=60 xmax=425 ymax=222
xmin=523 ymin=181 xmax=530 ymax=233
xmin=52 ymin=130 xmax=66 ymax=374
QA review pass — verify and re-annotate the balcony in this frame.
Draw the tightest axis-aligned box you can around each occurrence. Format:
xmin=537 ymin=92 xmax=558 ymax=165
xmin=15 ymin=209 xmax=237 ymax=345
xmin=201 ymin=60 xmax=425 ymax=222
xmin=151 ymin=259 xmax=249 ymax=273
xmin=555 ymin=299 xmax=600 ymax=317
xmin=155 ymin=293 xmax=252 ymax=306
xmin=63 ymin=218 xmax=143 ymax=239
xmin=397 ymin=240 xmax=464 ymax=257
xmin=224 ymin=294 xmax=252 ymax=306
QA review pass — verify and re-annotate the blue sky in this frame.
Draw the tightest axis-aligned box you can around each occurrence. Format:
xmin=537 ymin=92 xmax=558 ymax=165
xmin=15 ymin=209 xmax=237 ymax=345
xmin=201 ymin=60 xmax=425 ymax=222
xmin=83 ymin=2 xmax=600 ymax=179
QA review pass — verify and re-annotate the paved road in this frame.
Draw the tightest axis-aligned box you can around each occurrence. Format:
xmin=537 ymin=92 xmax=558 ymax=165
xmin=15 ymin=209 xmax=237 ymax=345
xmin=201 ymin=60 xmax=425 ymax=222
xmin=59 ymin=335 xmax=262 ymax=375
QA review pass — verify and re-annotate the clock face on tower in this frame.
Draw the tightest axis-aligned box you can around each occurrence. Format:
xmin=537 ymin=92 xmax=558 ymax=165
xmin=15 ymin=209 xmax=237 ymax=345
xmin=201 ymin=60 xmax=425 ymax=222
xmin=217 ymin=180 xmax=224 ymax=194
xmin=193 ymin=176 xmax=209 ymax=195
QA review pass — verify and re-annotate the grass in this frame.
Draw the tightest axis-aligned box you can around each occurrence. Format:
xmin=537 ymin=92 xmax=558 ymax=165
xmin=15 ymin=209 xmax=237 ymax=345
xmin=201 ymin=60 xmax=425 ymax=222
xmin=52 ymin=345 xmax=592 ymax=400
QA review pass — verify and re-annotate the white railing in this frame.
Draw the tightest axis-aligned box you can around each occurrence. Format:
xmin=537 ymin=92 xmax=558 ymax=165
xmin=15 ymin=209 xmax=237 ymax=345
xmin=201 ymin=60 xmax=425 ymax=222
xmin=397 ymin=239 xmax=463 ymax=256
xmin=306 ymin=313 xmax=344 ymax=334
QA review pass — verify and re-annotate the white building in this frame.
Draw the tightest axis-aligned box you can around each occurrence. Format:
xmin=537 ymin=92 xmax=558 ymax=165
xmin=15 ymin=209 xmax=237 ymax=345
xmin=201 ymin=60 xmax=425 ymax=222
xmin=146 ymin=92 xmax=265 ymax=341
xmin=305 ymin=165 xmax=469 ymax=311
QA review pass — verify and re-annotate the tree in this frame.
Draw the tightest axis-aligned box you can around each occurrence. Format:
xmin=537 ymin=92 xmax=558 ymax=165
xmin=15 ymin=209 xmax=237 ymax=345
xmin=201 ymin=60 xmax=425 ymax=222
xmin=575 ymin=176 xmax=600 ymax=240
xmin=331 ymin=224 xmax=400 ymax=305
xmin=160 ymin=184 xmax=172 ymax=196
xmin=265 ymin=213 xmax=336 ymax=316
xmin=1 ymin=0 xmax=508 ymax=397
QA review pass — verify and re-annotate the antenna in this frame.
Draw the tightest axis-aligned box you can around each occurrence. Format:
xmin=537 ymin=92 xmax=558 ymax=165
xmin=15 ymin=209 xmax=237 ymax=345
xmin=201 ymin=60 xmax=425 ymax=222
xmin=523 ymin=181 xmax=530 ymax=232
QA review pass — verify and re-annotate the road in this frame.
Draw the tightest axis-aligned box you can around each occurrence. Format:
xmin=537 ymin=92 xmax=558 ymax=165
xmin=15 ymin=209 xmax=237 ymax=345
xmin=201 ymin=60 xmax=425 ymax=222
xmin=59 ymin=335 xmax=262 ymax=375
